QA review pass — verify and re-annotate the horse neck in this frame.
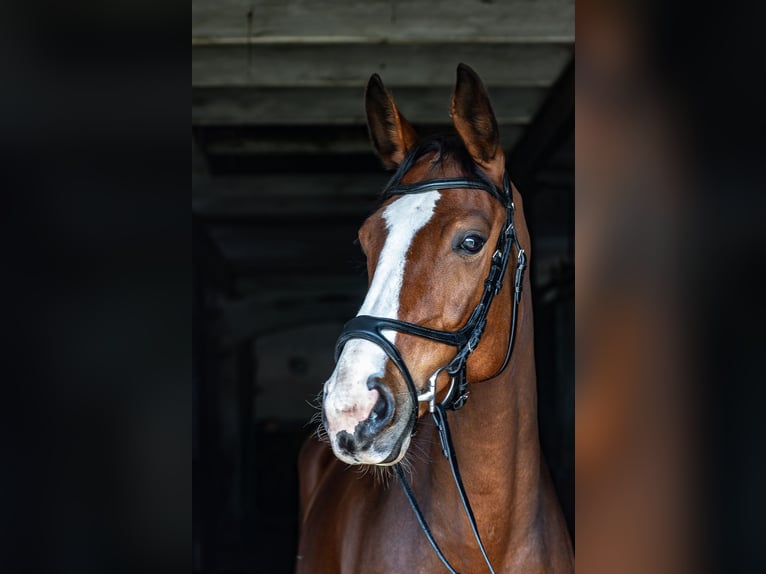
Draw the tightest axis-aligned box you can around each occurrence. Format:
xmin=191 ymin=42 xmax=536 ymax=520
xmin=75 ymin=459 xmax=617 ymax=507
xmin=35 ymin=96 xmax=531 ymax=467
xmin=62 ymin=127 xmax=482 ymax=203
xmin=421 ymin=286 xmax=542 ymax=541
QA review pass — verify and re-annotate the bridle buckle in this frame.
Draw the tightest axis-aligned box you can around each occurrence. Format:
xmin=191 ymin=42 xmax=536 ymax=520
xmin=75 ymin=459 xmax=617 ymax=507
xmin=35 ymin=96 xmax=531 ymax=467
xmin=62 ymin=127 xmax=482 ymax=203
xmin=417 ymin=368 xmax=443 ymax=413
xmin=417 ymin=365 xmax=469 ymax=414
xmin=504 ymin=220 xmax=515 ymax=239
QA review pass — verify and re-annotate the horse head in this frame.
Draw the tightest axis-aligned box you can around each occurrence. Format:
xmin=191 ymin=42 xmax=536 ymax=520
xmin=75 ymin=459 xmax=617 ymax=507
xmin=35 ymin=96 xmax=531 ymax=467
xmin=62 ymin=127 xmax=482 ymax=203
xmin=321 ymin=64 xmax=528 ymax=466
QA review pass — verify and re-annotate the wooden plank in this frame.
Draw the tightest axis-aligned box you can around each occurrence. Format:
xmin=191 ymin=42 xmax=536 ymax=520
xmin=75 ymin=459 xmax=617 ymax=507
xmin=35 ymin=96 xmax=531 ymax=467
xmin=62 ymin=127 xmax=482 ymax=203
xmin=198 ymin=125 xmax=524 ymax=156
xmin=192 ymin=43 xmax=573 ymax=87
xmin=192 ymin=173 xmax=390 ymax=201
xmin=192 ymin=86 xmax=545 ymax=126
xmin=192 ymin=0 xmax=574 ymax=42
xmin=194 ymin=126 xmax=383 ymax=157
xmin=203 ymin=128 xmax=378 ymax=155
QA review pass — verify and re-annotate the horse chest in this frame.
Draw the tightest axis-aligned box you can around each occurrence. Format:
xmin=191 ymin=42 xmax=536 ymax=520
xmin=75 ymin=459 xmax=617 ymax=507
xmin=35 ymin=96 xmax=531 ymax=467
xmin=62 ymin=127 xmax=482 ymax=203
xmin=297 ymin=452 xmax=501 ymax=573
xmin=298 ymin=463 xmax=418 ymax=572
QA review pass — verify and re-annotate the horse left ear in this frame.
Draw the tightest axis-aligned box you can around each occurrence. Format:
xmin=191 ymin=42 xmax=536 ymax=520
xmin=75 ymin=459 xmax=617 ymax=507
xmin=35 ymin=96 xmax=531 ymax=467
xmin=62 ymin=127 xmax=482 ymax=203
xmin=450 ymin=63 xmax=505 ymax=183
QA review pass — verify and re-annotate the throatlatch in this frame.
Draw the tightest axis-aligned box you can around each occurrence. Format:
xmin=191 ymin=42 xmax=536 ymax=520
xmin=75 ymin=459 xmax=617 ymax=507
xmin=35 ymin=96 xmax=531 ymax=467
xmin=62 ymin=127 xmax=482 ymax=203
xmin=334 ymin=172 xmax=527 ymax=574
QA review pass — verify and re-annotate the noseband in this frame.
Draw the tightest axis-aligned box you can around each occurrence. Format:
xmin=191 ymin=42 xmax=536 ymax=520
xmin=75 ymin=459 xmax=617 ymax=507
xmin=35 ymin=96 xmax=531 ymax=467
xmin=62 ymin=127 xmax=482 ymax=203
xmin=333 ymin=171 xmax=527 ymax=574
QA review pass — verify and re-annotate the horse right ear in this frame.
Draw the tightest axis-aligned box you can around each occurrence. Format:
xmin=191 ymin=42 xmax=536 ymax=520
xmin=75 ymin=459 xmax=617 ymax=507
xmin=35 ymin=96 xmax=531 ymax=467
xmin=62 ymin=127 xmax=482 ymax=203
xmin=365 ymin=74 xmax=418 ymax=170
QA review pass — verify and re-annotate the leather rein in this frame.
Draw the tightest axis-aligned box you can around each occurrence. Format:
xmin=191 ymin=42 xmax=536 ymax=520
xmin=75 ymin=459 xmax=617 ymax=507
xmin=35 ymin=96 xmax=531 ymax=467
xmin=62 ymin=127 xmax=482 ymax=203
xmin=334 ymin=172 xmax=527 ymax=574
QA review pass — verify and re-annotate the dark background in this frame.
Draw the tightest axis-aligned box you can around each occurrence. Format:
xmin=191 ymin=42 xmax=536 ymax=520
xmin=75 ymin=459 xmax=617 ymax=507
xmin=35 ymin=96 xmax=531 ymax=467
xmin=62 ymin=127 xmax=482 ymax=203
xmin=3 ymin=1 xmax=766 ymax=573
xmin=192 ymin=4 xmax=573 ymax=572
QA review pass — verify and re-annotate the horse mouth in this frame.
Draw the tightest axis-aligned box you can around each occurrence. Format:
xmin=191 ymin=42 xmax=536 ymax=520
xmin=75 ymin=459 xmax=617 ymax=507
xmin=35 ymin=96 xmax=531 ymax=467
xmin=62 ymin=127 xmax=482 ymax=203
xmin=326 ymin=409 xmax=415 ymax=466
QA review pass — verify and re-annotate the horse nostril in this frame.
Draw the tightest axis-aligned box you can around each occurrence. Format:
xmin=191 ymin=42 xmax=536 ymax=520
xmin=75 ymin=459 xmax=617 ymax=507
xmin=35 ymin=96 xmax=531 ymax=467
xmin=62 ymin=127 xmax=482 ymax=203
xmin=337 ymin=431 xmax=356 ymax=455
xmin=371 ymin=393 xmax=390 ymax=422
xmin=365 ymin=378 xmax=395 ymax=432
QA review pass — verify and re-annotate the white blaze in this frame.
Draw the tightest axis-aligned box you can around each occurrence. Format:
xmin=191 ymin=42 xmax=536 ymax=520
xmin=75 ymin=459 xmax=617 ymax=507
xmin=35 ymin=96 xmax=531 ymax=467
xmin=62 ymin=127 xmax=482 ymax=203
xmin=324 ymin=191 xmax=441 ymax=439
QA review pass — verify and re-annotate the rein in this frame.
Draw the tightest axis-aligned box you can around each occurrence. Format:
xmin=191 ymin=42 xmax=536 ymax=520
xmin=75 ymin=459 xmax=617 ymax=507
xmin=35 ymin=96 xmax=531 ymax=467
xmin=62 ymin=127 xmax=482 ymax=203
xmin=334 ymin=172 xmax=527 ymax=574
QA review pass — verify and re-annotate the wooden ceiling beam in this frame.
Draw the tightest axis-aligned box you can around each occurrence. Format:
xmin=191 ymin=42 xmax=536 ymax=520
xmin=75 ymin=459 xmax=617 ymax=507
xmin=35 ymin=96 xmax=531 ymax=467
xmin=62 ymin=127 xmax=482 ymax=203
xmin=192 ymin=172 xmax=389 ymax=201
xmin=192 ymin=86 xmax=545 ymax=126
xmin=192 ymin=0 xmax=574 ymax=42
xmin=192 ymin=43 xmax=572 ymax=88
xmin=195 ymin=124 xmax=524 ymax=157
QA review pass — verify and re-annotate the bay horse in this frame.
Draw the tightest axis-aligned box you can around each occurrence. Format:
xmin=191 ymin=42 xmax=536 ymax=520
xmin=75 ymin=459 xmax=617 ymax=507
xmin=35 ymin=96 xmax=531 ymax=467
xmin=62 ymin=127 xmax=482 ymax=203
xmin=296 ymin=64 xmax=573 ymax=573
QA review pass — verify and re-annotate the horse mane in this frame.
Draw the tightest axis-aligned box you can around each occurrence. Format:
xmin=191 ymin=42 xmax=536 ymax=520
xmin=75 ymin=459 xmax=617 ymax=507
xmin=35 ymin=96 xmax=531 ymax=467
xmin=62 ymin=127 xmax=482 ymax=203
xmin=379 ymin=133 xmax=495 ymax=201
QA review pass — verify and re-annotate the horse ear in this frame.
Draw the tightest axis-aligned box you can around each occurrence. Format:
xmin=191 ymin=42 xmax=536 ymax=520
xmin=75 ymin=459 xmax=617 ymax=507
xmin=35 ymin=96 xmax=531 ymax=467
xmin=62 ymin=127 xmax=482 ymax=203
xmin=365 ymin=74 xmax=418 ymax=169
xmin=450 ymin=63 xmax=505 ymax=183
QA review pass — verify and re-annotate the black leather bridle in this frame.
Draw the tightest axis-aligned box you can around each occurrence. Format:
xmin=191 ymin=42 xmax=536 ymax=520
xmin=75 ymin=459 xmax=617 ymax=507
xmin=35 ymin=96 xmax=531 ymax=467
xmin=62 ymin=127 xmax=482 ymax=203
xmin=332 ymin=170 xmax=527 ymax=573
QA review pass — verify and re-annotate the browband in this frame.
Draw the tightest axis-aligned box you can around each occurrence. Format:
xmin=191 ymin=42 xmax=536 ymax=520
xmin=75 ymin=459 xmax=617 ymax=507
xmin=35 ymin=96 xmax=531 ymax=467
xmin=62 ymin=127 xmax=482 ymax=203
xmin=382 ymin=177 xmax=510 ymax=207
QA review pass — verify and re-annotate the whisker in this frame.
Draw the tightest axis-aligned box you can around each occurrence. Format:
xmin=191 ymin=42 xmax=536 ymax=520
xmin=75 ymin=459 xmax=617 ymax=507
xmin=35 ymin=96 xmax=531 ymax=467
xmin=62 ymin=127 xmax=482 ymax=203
xmin=305 ymin=389 xmax=330 ymax=444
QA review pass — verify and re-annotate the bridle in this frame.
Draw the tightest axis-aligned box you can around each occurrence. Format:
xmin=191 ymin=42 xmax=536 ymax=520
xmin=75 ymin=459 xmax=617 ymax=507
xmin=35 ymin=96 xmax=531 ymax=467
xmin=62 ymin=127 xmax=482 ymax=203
xmin=333 ymin=169 xmax=527 ymax=573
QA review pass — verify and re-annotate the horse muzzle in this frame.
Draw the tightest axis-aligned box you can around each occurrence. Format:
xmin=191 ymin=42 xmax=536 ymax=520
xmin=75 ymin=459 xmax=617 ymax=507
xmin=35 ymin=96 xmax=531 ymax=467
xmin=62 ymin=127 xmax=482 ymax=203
xmin=322 ymin=374 xmax=415 ymax=465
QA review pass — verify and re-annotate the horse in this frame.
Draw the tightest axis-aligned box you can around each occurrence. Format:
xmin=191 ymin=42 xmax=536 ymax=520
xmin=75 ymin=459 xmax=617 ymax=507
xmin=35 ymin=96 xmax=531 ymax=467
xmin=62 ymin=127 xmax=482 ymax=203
xmin=296 ymin=64 xmax=573 ymax=573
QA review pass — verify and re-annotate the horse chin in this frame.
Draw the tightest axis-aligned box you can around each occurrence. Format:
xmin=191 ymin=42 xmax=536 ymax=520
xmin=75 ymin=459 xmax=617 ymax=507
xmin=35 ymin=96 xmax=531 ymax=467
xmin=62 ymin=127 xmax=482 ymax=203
xmin=375 ymin=433 xmax=411 ymax=466
xmin=348 ymin=432 xmax=411 ymax=467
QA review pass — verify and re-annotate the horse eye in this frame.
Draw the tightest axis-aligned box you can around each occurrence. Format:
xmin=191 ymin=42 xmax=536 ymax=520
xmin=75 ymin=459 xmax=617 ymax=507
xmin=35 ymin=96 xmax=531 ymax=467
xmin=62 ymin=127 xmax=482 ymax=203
xmin=459 ymin=234 xmax=486 ymax=254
